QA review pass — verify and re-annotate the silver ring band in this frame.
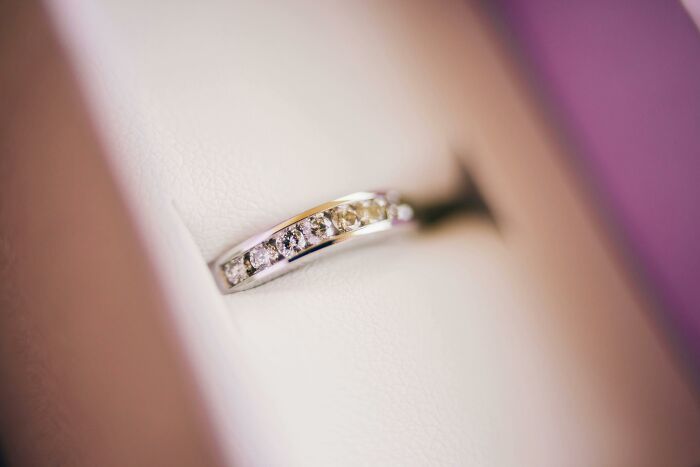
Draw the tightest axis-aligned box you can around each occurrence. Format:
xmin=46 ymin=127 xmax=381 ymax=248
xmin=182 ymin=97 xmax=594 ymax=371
xmin=211 ymin=191 xmax=414 ymax=293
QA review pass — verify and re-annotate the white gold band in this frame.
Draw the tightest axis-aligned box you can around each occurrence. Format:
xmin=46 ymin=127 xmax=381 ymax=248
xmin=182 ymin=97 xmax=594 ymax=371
xmin=211 ymin=191 xmax=414 ymax=293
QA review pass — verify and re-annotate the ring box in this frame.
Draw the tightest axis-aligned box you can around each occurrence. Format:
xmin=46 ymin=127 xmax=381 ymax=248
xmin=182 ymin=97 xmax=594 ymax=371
xmin=2 ymin=1 xmax=699 ymax=465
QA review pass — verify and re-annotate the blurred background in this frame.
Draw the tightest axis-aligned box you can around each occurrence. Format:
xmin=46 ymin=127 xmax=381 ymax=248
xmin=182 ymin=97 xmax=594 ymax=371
xmin=490 ymin=0 xmax=700 ymax=383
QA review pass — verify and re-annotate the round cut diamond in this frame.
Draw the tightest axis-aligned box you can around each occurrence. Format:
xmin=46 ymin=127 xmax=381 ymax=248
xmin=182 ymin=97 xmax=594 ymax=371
xmin=275 ymin=227 xmax=307 ymax=258
xmin=264 ymin=242 xmax=280 ymax=262
xmin=397 ymin=204 xmax=414 ymax=221
xmin=356 ymin=199 xmax=386 ymax=225
xmin=249 ymin=244 xmax=273 ymax=270
xmin=331 ymin=204 xmax=361 ymax=232
xmin=301 ymin=213 xmax=335 ymax=244
xmin=223 ymin=257 xmax=247 ymax=286
xmin=387 ymin=203 xmax=413 ymax=222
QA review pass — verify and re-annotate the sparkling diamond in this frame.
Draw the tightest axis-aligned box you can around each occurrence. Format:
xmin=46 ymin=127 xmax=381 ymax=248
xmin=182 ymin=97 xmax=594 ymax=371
xmin=275 ymin=227 xmax=307 ymax=258
xmin=387 ymin=204 xmax=398 ymax=220
xmin=264 ymin=242 xmax=280 ymax=262
xmin=331 ymin=204 xmax=361 ymax=232
xmin=356 ymin=199 xmax=387 ymax=225
xmin=223 ymin=257 xmax=247 ymax=286
xmin=301 ymin=213 xmax=335 ymax=245
xmin=249 ymin=243 xmax=274 ymax=270
xmin=397 ymin=204 xmax=413 ymax=221
xmin=387 ymin=203 xmax=413 ymax=222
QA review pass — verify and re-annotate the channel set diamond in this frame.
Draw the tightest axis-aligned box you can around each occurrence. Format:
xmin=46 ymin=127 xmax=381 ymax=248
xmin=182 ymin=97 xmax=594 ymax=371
xmin=275 ymin=227 xmax=307 ymax=258
xmin=356 ymin=198 xmax=387 ymax=225
xmin=223 ymin=257 xmax=247 ymax=286
xmin=388 ymin=202 xmax=413 ymax=222
xmin=331 ymin=204 xmax=361 ymax=232
xmin=219 ymin=192 xmax=411 ymax=290
xmin=248 ymin=243 xmax=277 ymax=270
xmin=301 ymin=212 xmax=335 ymax=245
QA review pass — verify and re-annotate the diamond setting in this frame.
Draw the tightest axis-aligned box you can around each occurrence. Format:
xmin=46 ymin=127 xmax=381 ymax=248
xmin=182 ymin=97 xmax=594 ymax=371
xmin=275 ymin=227 xmax=307 ymax=258
xmin=223 ymin=257 xmax=247 ymax=286
xmin=301 ymin=213 xmax=335 ymax=245
xmin=248 ymin=243 xmax=274 ymax=270
xmin=397 ymin=204 xmax=414 ymax=221
xmin=331 ymin=204 xmax=361 ymax=232
xmin=356 ymin=198 xmax=387 ymax=225
xmin=387 ymin=203 xmax=413 ymax=222
xmin=218 ymin=192 xmax=412 ymax=290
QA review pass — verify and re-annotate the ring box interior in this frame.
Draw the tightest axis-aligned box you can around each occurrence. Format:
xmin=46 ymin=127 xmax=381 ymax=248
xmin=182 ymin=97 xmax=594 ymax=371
xmin=3 ymin=1 xmax=699 ymax=465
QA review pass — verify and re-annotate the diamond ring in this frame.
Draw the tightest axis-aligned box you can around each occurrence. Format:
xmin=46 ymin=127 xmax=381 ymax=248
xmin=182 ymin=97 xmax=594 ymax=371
xmin=210 ymin=191 xmax=415 ymax=293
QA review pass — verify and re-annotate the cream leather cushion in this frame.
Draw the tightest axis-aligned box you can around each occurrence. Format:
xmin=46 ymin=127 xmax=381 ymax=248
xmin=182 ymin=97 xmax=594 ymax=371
xmin=52 ymin=0 xmax=700 ymax=465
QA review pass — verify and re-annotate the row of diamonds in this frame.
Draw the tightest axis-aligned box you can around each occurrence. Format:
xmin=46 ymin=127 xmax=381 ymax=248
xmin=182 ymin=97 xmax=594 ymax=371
xmin=223 ymin=196 xmax=409 ymax=287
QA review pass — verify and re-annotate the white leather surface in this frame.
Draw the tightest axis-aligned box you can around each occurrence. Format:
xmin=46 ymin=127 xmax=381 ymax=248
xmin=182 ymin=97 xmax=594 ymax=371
xmin=51 ymin=1 xmax=700 ymax=465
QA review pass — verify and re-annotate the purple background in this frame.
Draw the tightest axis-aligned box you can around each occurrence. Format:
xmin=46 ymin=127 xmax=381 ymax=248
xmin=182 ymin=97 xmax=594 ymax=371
xmin=491 ymin=1 xmax=700 ymax=379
